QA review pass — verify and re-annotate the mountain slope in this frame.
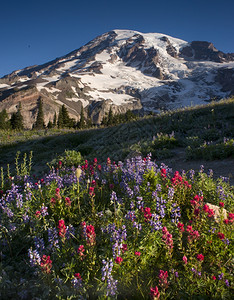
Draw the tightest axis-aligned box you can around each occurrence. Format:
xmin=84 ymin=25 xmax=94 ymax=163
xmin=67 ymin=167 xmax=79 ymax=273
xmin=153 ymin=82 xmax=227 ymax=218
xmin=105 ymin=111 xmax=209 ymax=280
xmin=0 ymin=29 xmax=234 ymax=128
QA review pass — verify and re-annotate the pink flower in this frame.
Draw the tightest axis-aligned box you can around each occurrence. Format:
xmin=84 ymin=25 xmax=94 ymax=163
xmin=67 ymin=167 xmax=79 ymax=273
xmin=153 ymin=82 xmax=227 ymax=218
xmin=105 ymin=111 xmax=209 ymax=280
xmin=228 ymin=213 xmax=234 ymax=223
xmin=212 ymin=275 xmax=216 ymax=280
xmin=203 ymin=204 xmax=209 ymax=213
xmin=219 ymin=202 xmax=224 ymax=207
xmin=121 ymin=244 xmax=128 ymax=253
xmin=74 ymin=273 xmax=82 ymax=279
xmin=196 ymin=254 xmax=204 ymax=261
xmin=159 ymin=270 xmax=168 ymax=288
xmin=86 ymin=225 xmax=96 ymax=246
xmin=40 ymin=255 xmax=52 ymax=273
xmin=58 ymin=219 xmax=66 ymax=238
xmin=223 ymin=219 xmax=229 ymax=225
xmin=89 ymin=186 xmax=95 ymax=196
xmin=150 ymin=286 xmax=160 ymax=299
xmin=135 ymin=251 xmax=141 ymax=256
xmin=65 ymin=197 xmax=71 ymax=206
xmin=208 ymin=208 xmax=215 ymax=218
xmin=162 ymin=227 xmax=173 ymax=250
xmin=161 ymin=168 xmax=167 ymax=178
xmin=35 ymin=211 xmax=41 ymax=218
xmin=77 ymin=245 xmax=85 ymax=259
xmin=115 ymin=256 xmax=123 ymax=264
xmin=144 ymin=207 xmax=152 ymax=221
xmin=186 ymin=225 xmax=193 ymax=232
xmin=183 ymin=255 xmax=188 ymax=264
xmin=217 ymin=232 xmax=225 ymax=240
xmin=177 ymin=222 xmax=184 ymax=232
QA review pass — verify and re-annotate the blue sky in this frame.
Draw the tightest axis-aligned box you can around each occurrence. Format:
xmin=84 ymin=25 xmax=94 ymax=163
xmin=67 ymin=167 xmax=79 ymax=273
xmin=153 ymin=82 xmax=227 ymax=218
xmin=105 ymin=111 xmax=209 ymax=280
xmin=1 ymin=0 xmax=233 ymax=78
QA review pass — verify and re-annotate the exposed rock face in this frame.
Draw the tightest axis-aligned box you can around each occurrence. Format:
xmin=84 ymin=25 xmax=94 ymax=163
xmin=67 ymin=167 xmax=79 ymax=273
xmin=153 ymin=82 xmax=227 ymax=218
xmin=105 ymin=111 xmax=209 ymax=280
xmin=215 ymin=68 xmax=234 ymax=96
xmin=0 ymin=29 xmax=234 ymax=128
xmin=180 ymin=41 xmax=234 ymax=62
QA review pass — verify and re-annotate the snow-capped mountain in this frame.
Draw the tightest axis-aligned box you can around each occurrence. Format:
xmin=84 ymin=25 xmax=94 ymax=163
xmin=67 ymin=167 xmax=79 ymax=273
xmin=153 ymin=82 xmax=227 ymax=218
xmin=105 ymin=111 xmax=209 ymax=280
xmin=0 ymin=29 xmax=234 ymax=128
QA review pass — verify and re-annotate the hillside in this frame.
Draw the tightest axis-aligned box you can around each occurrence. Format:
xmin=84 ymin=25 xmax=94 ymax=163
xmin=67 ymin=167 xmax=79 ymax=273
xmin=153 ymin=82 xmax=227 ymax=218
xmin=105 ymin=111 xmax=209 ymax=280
xmin=0 ymin=97 xmax=233 ymax=184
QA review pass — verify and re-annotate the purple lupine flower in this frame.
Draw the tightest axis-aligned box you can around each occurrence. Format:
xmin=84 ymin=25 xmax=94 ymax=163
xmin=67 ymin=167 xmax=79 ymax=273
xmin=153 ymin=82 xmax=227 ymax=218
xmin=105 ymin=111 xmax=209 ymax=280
xmin=223 ymin=239 xmax=230 ymax=245
xmin=168 ymin=187 xmax=175 ymax=201
xmin=22 ymin=213 xmax=30 ymax=223
xmin=16 ymin=193 xmax=23 ymax=208
xmin=208 ymin=169 xmax=213 ymax=178
xmin=189 ymin=169 xmax=195 ymax=181
xmin=48 ymin=227 xmax=59 ymax=251
xmin=125 ymin=210 xmax=136 ymax=222
xmin=225 ymin=279 xmax=230 ymax=287
xmin=171 ymin=203 xmax=181 ymax=223
xmin=106 ymin=276 xmax=118 ymax=296
xmin=71 ymin=277 xmax=82 ymax=290
xmin=200 ymin=165 xmax=204 ymax=173
xmin=101 ymin=259 xmax=118 ymax=296
xmin=3 ymin=207 xmax=14 ymax=218
xmin=218 ymin=273 xmax=224 ymax=280
xmin=9 ymin=224 xmax=16 ymax=231
xmin=40 ymin=204 xmax=48 ymax=217
xmin=130 ymin=201 xmax=135 ymax=209
xmin=28 ymin=248 xmax=41 ymax=266
xmin=65 ymin=225 xmax=75 ymax=239
xmin=133 ymin=221 xmax=142 ymax=231
xmin=34 ymin=236 xmax=45 ymax=252
xmin=101 ymin=259 xmax=113 ymax=281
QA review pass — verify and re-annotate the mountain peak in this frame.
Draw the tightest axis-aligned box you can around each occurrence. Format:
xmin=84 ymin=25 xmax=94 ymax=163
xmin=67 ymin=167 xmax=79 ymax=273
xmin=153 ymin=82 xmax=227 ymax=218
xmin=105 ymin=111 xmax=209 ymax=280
xmin=0 ymin=30 xmax=234 ymax=128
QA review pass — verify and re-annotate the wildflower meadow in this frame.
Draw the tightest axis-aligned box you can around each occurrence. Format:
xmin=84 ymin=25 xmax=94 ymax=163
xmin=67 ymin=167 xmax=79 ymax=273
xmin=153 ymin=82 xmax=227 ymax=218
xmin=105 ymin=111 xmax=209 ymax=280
xmin=0 ymin=153 xmax=233 ymax=299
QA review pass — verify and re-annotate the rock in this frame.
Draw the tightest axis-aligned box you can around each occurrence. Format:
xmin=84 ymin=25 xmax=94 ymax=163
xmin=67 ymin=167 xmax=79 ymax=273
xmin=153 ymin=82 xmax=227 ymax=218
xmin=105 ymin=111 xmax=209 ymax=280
xmin=206 ymin=203 xmax=227 ymax=222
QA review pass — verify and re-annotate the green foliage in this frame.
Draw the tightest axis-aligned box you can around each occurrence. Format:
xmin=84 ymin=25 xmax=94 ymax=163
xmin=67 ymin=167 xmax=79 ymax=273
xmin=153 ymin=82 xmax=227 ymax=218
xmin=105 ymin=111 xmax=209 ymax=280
xmin=49 ymin=150 xmax=84 ymax=168
xmin=186 ymin=138 xmax=234 ymax=160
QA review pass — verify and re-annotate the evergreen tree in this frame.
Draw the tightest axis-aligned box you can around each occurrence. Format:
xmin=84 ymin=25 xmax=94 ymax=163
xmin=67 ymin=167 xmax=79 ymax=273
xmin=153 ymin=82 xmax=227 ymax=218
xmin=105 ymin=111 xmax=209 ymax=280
xmin=57 ymin=105 xmax=74 ymax=128
xmin=78 ymin=105 xmax=85 ymax=129
xmin=47 ymin=120 xmax=53 ymax=129
xmin=53 ymin=112 xmax=57 ymax=128
xmin=10 ymin=103 xmax=24 ymax=130
xmin=101 ymin=113 xmax=108 ymax=126
xmin=34 ymin=99 xmax=45 ymax=129
xmin=107 ymin=106 xmax=114 ymax=126
xmin=57 ymin=107 xmax=64 ymax=128
xmin=0 ymin=109 xmax=11 ymax=129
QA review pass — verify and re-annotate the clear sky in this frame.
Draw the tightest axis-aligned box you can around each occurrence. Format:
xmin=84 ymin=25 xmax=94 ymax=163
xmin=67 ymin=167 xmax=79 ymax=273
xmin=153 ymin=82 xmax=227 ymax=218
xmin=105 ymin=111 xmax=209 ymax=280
xmin=0 ymin=0 xmax=233 ymax=78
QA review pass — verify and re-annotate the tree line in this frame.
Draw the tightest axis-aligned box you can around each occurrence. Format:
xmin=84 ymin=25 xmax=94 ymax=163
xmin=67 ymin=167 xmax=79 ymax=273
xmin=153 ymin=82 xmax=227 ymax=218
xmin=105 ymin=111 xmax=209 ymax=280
xmin=0 ymin=100 xmax=140 ymax=131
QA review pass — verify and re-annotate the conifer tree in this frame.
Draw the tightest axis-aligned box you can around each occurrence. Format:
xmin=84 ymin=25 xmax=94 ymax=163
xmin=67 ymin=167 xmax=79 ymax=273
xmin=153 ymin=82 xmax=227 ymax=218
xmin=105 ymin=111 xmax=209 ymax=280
xmin=78 ymin=105 xmax=85 ymax=129
xmin=0 ymin=109 xmax=11 ymax=129
xmin=57 ymin=107 xmax=64 ymax=128
xmin=53 ymin=112 xmax=57 ymax=128
xmin=57 ymin=105 xmax=74 ymax=128
xmin=10 ymin=103 xmax=24 ymax=130
xmin=34 ymin=99 xmax=45 ymax=129
xmin=47 ymin=120 xmax=53 ymax=129
xmin=107 ymin=106 xmax=114 ymax=126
